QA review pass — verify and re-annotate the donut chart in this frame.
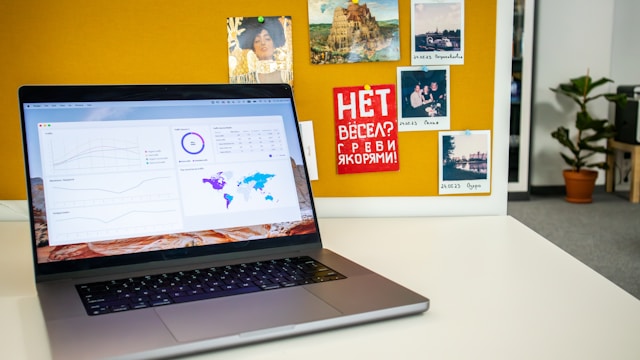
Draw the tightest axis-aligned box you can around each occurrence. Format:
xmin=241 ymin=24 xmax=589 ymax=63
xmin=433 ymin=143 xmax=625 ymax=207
xmin=181 ymin=132 xmax=205 ymax=155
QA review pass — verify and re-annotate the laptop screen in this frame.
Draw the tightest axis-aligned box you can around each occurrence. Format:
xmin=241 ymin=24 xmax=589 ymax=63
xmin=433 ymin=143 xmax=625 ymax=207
xmin=19 ymin=84 xmax=319 ymax=274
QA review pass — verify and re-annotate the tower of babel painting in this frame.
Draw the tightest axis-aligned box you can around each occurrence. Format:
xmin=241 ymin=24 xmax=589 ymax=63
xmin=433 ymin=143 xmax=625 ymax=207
xmin=327 ymin=2 xmax=383 ymax=53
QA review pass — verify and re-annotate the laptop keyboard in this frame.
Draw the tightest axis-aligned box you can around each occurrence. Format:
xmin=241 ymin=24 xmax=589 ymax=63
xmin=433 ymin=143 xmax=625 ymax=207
xmin=76 ymin=256 xmax=346 ymax=316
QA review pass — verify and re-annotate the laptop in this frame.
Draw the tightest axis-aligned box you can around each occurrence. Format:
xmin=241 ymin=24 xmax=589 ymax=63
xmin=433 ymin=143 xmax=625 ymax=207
xmin=18 ymin=83 xmax=429 ymax=360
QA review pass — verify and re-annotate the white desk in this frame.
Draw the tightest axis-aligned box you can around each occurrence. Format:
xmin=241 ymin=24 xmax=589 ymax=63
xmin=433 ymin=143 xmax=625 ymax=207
xmin=2 ymin=216 xmax=640 ymax=359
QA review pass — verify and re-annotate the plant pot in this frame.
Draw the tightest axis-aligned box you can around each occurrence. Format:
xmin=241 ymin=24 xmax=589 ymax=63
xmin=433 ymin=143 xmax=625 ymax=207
xmin=562 ymin=169 xmax=598 ymax=203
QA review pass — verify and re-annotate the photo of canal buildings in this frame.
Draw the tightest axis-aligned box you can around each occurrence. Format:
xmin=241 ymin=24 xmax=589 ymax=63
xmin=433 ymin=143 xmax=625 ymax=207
xmin=442 ymin=132 xmax=489 ymax=181
xmin=413 ymin=1 xmax=462 ymax=53
xmin=415 ymin=29 xmax=461 ymax=53
xmin=411 ymin=0 xmax=464 ymax=66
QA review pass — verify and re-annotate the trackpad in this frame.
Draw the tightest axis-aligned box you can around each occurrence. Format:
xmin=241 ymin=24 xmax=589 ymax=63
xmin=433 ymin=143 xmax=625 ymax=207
xmin=155 ymin=287 xmax=342 ymax=342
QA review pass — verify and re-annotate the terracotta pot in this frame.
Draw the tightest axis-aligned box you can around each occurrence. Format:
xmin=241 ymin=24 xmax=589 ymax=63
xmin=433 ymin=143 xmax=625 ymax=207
xmin=562 ymin=169 xmax=598 ymax=203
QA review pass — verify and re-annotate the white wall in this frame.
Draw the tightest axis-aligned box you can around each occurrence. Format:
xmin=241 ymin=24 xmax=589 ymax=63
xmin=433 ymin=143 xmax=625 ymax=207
xmin=530 ymin=0 xmax=640 ymax=187
xmin=530 ymin=0 xmax=615 ymax=187
xmin=610 ymin=0 xmax=640 ymax=85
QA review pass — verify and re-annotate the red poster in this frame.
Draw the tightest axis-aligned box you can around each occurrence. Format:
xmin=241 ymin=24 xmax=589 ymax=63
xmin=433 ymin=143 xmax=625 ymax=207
xmin=333 ymin=84 xmax=399 ymax=174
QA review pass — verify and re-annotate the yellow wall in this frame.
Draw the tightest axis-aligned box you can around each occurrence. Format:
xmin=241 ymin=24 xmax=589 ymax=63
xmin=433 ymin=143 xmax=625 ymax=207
xmin=0 ymin=0 xmax=496 ymax=199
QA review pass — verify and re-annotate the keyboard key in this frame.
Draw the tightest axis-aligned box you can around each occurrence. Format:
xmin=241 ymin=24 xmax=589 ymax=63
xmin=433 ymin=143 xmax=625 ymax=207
xmin=150 ymin=298 xmax=172 ymax=307
xmin=172 ymin=286 xmax=261 ymax=303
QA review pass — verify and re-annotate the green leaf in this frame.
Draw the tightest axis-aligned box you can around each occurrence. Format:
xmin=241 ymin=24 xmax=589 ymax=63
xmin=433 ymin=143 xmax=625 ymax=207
xmin=586 ymin=161 xmax=609 ymax=170
xmin=581 ymin=131 xmax=615 ymax=144
xmin=585 ymin=77 xmax=613 ymax=94
xmin=604 ymin=93 xmax=628 ymax=107
xmin=559 ymin=82 xmax=579 ymax=94
xmin=550 ymin=86 xmax=583 ymax=107
xmin=575 ymin=111 xmax=592 ymax=130
xmin=551 ymin=127 xmax=579 ymax=153
xmin=569 ymin=76 xmax=590 ymax=94
xmin=560 ymin=153 xmax=578 ymax=168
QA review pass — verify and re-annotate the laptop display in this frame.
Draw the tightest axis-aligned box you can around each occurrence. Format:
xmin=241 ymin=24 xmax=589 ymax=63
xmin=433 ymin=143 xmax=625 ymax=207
xmin=20 ymin=84 xmax=318 ymax=273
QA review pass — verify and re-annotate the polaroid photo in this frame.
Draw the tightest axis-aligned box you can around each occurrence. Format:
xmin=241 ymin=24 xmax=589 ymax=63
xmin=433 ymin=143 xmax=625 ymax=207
xmin=439 ymin=130 xmax=491 ymax=195
xmin=411 ymin=0 xmax=465 ymax=65
xmin=397 ymin=66 xmax=450 ymax=132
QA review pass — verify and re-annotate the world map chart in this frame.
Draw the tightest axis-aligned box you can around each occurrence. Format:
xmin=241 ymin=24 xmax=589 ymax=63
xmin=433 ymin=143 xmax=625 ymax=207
xmin=202 ymin=171 xmax=277 ymax=209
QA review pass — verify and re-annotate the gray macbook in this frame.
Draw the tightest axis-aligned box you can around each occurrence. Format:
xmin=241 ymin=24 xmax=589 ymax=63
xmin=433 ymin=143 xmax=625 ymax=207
xmin=18 ymin=83 xmax=429 ymax=360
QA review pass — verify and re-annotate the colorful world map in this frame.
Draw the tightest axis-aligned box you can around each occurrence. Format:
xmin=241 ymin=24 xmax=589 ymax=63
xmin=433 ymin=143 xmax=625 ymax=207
xmin=202 ymin=171 xmax=277 ymax=209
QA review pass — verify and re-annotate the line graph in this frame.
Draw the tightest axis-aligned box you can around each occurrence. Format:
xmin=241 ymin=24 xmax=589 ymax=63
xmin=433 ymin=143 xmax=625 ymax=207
xmin=51 ymin=138 xmax=141 ymax=172
xmin=52 ymin=176 xmax=171 ymax=194
xmin=48 ymin=173 xmax=176 ymax=209
xmin=57 ymin=209 xmax=177 ymax=225
xmin=44 ymin=171 xmax=182 ymax=245
xmin=39 ymin=123 xmax=185 ymax=246
xmin=48 ymin=203 xmax=182 ymax=246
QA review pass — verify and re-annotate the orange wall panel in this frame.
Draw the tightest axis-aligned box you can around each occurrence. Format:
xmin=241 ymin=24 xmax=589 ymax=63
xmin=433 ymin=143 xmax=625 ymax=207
xmin=0 ymin=0 xmax=496 ymax=199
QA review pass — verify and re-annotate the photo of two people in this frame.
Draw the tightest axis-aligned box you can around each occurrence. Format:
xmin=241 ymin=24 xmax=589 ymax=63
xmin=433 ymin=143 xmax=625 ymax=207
xmin=399 ymin=68 xmax=448 ymax=119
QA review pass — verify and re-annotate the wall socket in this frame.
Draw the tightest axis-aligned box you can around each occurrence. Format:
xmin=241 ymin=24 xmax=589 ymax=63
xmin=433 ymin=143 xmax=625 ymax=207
xmin=614 ymin=150 xmax=632 ymax=191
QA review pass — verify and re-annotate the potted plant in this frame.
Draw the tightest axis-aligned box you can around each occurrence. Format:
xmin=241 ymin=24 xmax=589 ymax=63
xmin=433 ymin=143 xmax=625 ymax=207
xmin=550 ymin=70 xmax=627 ymax=203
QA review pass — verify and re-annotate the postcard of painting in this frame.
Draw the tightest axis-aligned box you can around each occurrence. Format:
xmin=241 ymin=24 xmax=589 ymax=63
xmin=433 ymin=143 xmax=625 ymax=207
xmin=227 ymin=16 xmax=293 ymax=85
xmin=308 ymin=0 xmax=400 ymax=64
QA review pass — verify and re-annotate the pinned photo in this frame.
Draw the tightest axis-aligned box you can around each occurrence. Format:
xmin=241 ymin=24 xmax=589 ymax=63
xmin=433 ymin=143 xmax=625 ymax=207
xmin=397 ymin=66 xmax=450 ymax=132
xmin=333 ymin=84 xmax=399 ymax=174
xmin=411 ymin=0 xmax=464 ymax=65
xmin=227 ymin=16 xmax=293 ymax=85
xmin=308 ymin=0 xmax=400 ymax=64
xmin=439 ymin=130 xmax=490 ymax=195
